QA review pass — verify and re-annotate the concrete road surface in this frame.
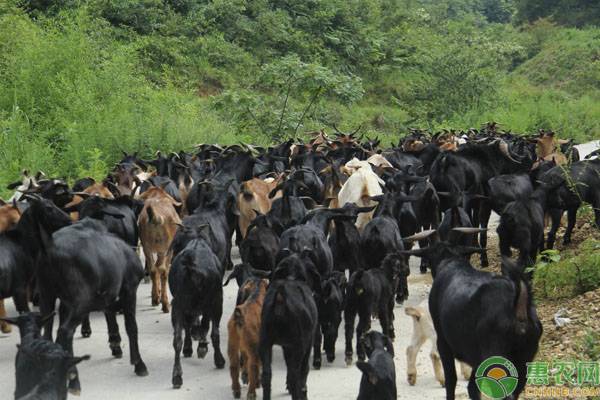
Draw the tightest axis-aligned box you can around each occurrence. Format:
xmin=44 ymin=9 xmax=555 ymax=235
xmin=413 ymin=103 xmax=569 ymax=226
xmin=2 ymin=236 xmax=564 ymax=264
xmin=0 ymin=248 xmax=469 ymax=399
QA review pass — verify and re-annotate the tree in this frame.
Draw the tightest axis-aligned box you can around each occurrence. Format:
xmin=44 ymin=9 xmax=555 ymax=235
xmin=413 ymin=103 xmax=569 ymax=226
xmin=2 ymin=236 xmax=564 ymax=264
xmin=212 ymin=55 xmax=363 ymax=140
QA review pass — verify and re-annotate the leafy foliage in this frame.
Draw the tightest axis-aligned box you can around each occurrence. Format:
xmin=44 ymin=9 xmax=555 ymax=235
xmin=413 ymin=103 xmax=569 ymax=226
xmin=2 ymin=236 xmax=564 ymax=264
xmin=0 ymin=0 xmax=599 ymax=195
xmin=533 ymin=240 xmax=600 ymax=300
xmin=515 ymin=0 xmax=600 ymax=27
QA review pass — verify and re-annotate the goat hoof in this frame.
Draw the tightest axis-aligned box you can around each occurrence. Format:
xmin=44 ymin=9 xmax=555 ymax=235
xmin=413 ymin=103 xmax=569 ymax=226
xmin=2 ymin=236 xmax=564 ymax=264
xmin=68 ymin=378 xmax=81 ymax=396
xmin=345 ymin=355 xmax=353 ymax=366
xmin=563 ymin=238 xmax=571 ymax=245
xmin=313 ymin=359 xmax=321 ymax=370
xmin=1 ymin=323 xmax=12 ymax=334
xmin=407 ymin=373 xmax=416 ymax=386
xmin=151 ymin=298 xmax=159 ymax=307
xmin=326 ymin=353 xmax=335 ymax=363
xmin=247 ymin=392 xmax=256 ymax=400
xmin=232 ymin=389 xmax=241 ymax=399
xmin=191 ymin=326 xmax=201 ymax=341
xmin=419 ymin=266 xmax=427 ymax=274
xmin=214 ymin=353 xmax=226 ymax=369
xmin=135 ymin=361 xmax=149 ymax=377
xmin=162 ymin=304 xmax=170 ymax=313
xmin=197 ymin=344 xmax=208 ymax=359
xmin=172 ymin=375 xmax=182 ymax=389
xmin=241 ymin=371 xmax=248 ymax=384
xmin=81 ymin=330 xmax=91 ymax=338
xmin=110 ymin=344 xmax=123 ymax=358
xmin=183 ymin=348 xmax=193 ymax=358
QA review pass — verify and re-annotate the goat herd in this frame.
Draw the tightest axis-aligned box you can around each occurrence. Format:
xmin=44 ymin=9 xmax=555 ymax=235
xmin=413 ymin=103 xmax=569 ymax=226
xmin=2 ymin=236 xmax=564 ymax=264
xmin=1 ymin=124 xmax=599 ymax=400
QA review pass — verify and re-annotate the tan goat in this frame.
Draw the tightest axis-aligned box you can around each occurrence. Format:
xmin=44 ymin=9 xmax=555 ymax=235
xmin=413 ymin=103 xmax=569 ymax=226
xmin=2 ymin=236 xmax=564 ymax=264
xmin=237 ymin=178 xmax=280 ymax=238
xmin=228 ymin=279 xmax=268 ymax=400
xmin=64 ymin=180 xmax=115 ymax=220
xmin=138 ymin=187 xmax=181 ymax=313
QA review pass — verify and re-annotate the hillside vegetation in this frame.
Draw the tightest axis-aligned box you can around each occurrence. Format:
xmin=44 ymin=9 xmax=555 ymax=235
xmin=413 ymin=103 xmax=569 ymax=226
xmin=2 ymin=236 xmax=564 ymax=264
xmin=0 ymin=0 xmax=599 ymax=192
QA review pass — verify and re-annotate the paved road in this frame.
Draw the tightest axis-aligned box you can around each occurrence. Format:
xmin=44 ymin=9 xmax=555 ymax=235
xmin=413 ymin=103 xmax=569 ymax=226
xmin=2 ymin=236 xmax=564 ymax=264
xmin=0 ymin=140 xmax=597 ymax=399
xmin=0 ymin=247 xmax=469 ymax=399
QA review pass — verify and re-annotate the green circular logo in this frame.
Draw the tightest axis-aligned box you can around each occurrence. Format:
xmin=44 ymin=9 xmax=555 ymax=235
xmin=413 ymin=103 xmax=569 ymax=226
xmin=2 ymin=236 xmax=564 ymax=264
xmin=475 ymin=356 xmax=519 ymax=399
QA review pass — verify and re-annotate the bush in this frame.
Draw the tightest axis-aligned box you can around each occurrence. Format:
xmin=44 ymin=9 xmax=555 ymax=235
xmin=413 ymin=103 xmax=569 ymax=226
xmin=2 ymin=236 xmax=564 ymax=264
xmin=533 ymin=240 xmax=600 ymax=300
xmin=0 ymin=9 xmax=236 ymax=198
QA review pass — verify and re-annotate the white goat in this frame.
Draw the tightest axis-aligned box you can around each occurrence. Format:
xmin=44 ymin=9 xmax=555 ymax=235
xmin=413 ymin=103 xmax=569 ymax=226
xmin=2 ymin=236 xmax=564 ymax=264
xmin=337 ymin=159 xmax=384 ymax=231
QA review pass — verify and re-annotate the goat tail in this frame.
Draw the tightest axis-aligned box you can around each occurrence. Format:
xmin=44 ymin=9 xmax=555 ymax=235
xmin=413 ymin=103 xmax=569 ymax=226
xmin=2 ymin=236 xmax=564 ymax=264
xmin=404 ymin=306 xmax=422 ymax=321
xmin=233 ymin=307 xmax=244 ymax=327
xmin=146 ymin=205 xmax=164 ymax=225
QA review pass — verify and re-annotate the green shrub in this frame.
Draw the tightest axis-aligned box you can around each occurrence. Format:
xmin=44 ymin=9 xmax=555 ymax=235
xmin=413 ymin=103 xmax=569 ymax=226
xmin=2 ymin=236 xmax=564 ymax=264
xmin=533 ymin=240 xmax=600 ymax=300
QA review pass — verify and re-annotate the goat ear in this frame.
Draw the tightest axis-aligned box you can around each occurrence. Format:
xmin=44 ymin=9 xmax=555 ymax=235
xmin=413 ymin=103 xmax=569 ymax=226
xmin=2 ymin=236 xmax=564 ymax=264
xmin=38 ymin=311 xmax=56 ymax=328
xmin=356 ymin=361 xmax=378 ymax=385
xmin=299 ymin=196 xmax=316 ymax=210
xmin=276 ymin=248 xmax=292 ymax=264
xmin=101 ymin=211 xmax=125 ymax=219
xmin=223 ymin=264 xmax=242 ymax=287
xmin=6 ymin=181 xmax=22 ymax=190
xmin=0 ymin=316 xmax=19 ymax=326
xmin=66 ymin=355 xmax=91 ymax=368
xmin=268 ymin=183 xmax=283 ymax=199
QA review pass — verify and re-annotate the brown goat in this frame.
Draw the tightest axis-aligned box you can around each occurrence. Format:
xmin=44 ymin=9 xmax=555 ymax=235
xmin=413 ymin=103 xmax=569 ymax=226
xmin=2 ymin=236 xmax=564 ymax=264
xmin=0 ymin=200 xmax=21 ymax=233
xmin=534 ymin=131 xmax=569 ymax=165
xmin=0 ymin=200 xmax=22 ymax=334
xmin=227 ymin=279 xmax=268 ymax=400
xmin=64 ymin=181 xmax=116 ymax=220
xmin=237 ymin=178 xmax=280 ymax=238
xmin=138 ymin=187 xmax=181 ymax=313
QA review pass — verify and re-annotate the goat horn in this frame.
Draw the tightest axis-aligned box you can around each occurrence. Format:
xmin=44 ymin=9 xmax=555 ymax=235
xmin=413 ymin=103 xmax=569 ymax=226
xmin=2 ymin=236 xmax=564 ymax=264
xmin=498 ymin=140 xmax=521 ymax=164
xmin=402 ymin=229 xmax=437 ymax=242
xmin=451 ymin=227 xmax=488 ymax=234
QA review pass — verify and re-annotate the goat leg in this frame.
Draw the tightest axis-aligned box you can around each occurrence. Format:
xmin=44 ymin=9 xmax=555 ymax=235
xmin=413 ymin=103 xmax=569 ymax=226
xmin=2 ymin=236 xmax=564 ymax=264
xmin=211 ymin=309 xmax=225 ymax=369
xmin=312 ymin=327 xmax=322 ymax=370
xmin=197 ymin=315 xmax=210 ymax=359
xmin=344 ymin=309 xmax=356 ymax=366
xmin=0 ymin=300 xmax=10 ymax=333
xmin=172 ymin=319 xmax=184 ymax=389
xmin=105 ymin=310 xmax=123 ymax=358
xmin=122 ymin=291 xmax=148 ymax=377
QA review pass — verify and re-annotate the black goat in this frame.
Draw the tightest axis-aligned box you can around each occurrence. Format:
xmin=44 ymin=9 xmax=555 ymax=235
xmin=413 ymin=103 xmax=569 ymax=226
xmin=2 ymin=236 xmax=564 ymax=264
xmin=23 ymin=196 xmax=148 ymax=394
xmin=328 ymin=204 xmax=374 ymax=275
xmin=360 ymin=193 xmax=405 ymax=270
xmin=488 ymin=174 xmax=533 ymax=215
xmin=497 ymin=190 xmax=545 ymax=267
xmin=313 ymin=271 xmax=346 ymax=369
xmin=406 ymin=240 xmax=542 ymax=400
xmin=240 ymin=213 xmax=280 ymax=272
xmin=356 ymin=331 xmax=396 ymax=400
xmin=2 ymin=313 xmax=89 ymax=400
xmin=169 ymin=235 xmax=225 ymax=389
xmin=541 ymin=160 xmax=600 ymax=248
xmin=344 ymin=253 xmax=406 ymax=365
xmin=260 ymin=279 xmax=318 ymax=400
